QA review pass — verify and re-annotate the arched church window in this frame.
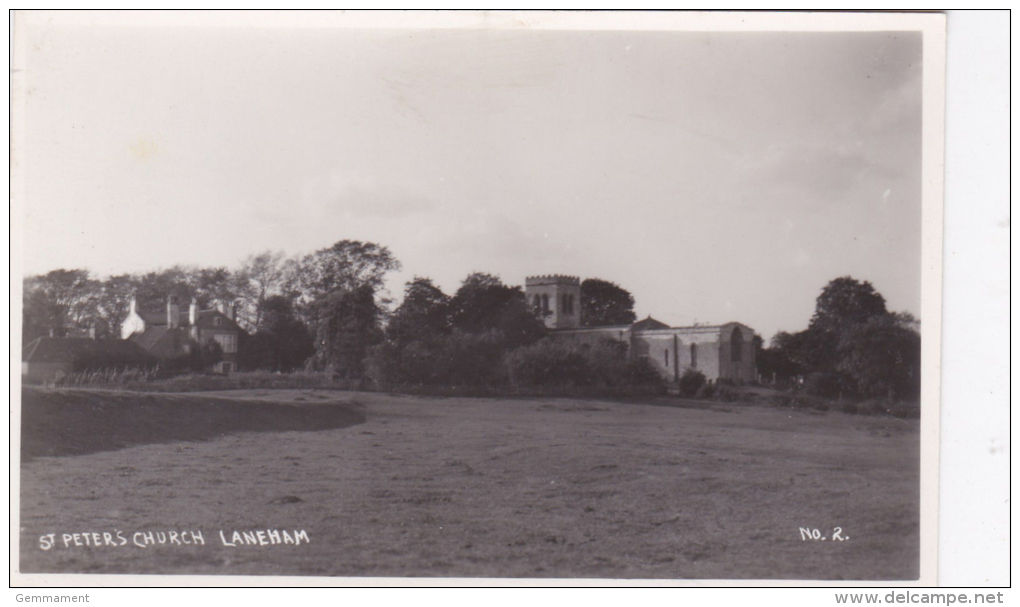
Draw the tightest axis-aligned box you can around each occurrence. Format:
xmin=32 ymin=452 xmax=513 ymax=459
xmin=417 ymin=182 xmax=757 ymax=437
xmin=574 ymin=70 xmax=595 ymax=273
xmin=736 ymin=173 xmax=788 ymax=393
xmin=542 ymin=294 xmax=549 ymax=313
xmin=690 ymin=343 xmax=697 ymax=368
xmin=731 ymin=327 xmax=743 ymax=362
xmin=532 ymin=294 xmax=541 ymax=311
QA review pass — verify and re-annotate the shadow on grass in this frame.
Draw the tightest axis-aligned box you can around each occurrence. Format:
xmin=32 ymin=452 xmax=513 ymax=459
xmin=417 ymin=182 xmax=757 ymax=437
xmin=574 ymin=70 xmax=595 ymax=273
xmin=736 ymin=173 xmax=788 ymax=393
xmin=20 ymin=388 xmax=365 ymax=460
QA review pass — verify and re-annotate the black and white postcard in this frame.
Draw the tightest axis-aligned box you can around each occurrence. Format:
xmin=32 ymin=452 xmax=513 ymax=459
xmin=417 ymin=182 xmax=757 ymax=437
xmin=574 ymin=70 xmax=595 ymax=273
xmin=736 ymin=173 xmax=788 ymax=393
xmin=11 ymin=10 xmax=950 ymax=587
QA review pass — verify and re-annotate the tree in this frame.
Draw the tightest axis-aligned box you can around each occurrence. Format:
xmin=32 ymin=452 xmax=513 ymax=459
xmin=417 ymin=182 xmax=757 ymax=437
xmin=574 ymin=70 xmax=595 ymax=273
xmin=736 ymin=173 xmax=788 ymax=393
xmin=772 ymin=277 xmax=921 ymax=402
xmin=285 ymin=240 xmax=400 ymax=377
xmin=233 ymin=250 xmax=289 ymax=332
xmin=23 ymin=285 xmax=62 ymax=343
xmin=770 ymin=277 xmax=890 ymax=375
xmin=129 ymin=265 xmax=243 ymax=316
xmin=809 ymin=276 xmax=887 ymax=336
xmin=837 ymin=314 xmax=921 ymax=400
xmin=365 ymin=273 xmax=544 ymax=388
xmin=95 ymin=274 xmax=139 ymax=338
xmin=188 ymin=266 xmax=239 ymax=308
xmin=312 ymin=285 xmax=383 ymax=379
xmin=131 ymin=267 xmax=195 ymax=311
xmin=22 ymin=269 xmax=102 ymax=342
xmin=289 ymin=240 xmax=400 ymax=311
xmin=757 ymin=332 xmax=803 ymax=384
xmin=387 ymin=277 xmax=451 ymax=345
xmin=449 ymin=273 xmax=544 ymax=348
xmin=890 ymin=311 xmax=921 ymax=332
xmin=580 ymin=278 xmax=636 ymax=327
xmin=240 ymin=295 xmax=314 ymax=371
xmin=770 ymin=328 xmax=836 ymax=374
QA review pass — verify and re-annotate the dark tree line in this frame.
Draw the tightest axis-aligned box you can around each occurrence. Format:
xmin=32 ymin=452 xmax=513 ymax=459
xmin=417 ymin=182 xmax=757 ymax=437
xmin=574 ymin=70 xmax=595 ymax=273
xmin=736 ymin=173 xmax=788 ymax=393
xmin=25 ymin=239 xmax=643 ymax=382
xmin=366 ymin=273 xmax=547 ymax=387
xmin=23 ymin=258 xmax=288 ymax=342
xmin=758 ymin=276 xmax=921 ymax=401
xmin=21 ymin=241 xmax=397 ymax=375
xmin=366 ymin=272 xmax=658 ymax=391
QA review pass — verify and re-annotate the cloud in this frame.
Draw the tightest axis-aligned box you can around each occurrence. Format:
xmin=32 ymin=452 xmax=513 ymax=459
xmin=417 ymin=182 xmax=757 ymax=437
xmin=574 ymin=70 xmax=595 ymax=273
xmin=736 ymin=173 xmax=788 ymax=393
xmin=250 ymin=172 xmax=438 ymax=231
xmin=737 ymin=142 xmax=875 ymax=197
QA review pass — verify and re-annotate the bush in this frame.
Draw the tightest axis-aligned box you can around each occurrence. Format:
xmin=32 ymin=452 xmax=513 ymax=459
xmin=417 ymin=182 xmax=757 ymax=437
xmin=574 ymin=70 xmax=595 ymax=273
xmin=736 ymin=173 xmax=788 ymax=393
xmin=852 ymin=398 xmax=919 ymax=418
xmin=837 ymin=314 xmax=921 ymax=401
xmin=442 ymin=330 xmax=511 ymax=387
xmin=694 ymin=382 xmax=716 ymax=399
xmin=803 ymin=372 xmax=843 ymax=398
xmin=713 ymin=384 xmax=741 ymax=403
xmin=622 ymin=358 xmax=664 ymax=387
xmin=506 ymin=339 xmax=591 ymax=387
xmin=48 ymin=366 xmax=159 ymax=388
xmin=366 ymin=330 xmax=510 ymax=389
xmin=46 ymin=369 xmax=360 ymax=392
xmin=367 ymin=333 xmax=666 ymax=396
xmin=505 ymin=338 xmax=664 ymax=393
xmin=857 ymin=399 xmax=890 ymax=416
xmin=677 ymin=369 xmax=706 ymax=397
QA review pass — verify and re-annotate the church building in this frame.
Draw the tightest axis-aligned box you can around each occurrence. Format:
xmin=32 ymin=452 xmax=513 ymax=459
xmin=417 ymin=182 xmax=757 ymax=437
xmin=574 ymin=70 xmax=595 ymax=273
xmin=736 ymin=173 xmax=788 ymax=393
xmin=524 ymin=275 xmax=757 ymax=383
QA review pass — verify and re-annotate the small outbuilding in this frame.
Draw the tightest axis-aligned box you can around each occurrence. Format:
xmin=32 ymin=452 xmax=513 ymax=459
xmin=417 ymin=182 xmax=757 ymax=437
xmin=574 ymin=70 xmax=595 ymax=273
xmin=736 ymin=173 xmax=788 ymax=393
xmin=22 ymin=337 xmax=156 ymax=383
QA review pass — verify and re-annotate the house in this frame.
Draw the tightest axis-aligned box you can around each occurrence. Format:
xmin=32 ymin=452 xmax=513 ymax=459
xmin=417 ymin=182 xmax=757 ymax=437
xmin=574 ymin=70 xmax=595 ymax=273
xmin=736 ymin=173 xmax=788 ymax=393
xmin=22 ymin=336 xmax=155 ymax=383
xmin=121 ymin=295 xmax=245 ymax=373
xmin=524 ymin=275 xmax=757 ymax=383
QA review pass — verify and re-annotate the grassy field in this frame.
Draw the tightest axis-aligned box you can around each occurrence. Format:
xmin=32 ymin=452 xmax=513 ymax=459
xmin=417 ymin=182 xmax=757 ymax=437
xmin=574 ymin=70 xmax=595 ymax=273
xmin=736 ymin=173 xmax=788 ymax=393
xmin=18 ymin=387 xmax=919 ymax=580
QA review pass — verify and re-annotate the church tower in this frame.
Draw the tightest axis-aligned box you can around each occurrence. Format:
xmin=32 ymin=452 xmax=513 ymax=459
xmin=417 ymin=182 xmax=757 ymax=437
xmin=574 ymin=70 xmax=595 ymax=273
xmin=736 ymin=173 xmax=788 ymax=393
xmin=525 ymin=275 xmax=581 ymax=329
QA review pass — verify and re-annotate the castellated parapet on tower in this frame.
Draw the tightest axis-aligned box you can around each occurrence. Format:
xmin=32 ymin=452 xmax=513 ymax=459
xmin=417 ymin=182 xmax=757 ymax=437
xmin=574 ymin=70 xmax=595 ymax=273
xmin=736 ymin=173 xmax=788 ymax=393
xmin=524 ymin=275 xmax=581 ymax=329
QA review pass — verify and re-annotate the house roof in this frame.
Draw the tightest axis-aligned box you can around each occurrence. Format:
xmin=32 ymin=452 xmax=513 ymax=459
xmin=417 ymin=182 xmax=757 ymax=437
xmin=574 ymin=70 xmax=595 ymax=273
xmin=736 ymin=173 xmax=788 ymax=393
xmin=128 ymin=327 xmax=193 ymax=359
xmin=23 ymin=337 xmax=155 ymax=366
xmin=137 ymin=310 xmax=177 ymax=326
xmin=128 ymin=325 xmax=171 ymax=351
xmin=135 ymin=306 xmax=243 ymax=333
xmin=193 ymin=309 xmax=242 ymax=332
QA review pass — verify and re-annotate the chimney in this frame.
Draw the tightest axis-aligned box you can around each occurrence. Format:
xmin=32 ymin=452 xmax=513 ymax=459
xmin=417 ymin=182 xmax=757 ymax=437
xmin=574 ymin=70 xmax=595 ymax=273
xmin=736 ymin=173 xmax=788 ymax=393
xmin=167 ymin=295 xmax=180 ymax=328
xmin=88 ymin=325 xmax=97 ymax=340
xmin=228 ymin=301 xmax=237 ymax=321
xmin=189 ymin=298 xmax=198 ymax=326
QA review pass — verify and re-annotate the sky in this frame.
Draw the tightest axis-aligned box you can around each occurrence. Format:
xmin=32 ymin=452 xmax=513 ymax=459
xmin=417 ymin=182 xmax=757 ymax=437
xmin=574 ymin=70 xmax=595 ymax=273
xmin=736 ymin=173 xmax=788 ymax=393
xmin=15 ymin=14 xmax=924 ymax=341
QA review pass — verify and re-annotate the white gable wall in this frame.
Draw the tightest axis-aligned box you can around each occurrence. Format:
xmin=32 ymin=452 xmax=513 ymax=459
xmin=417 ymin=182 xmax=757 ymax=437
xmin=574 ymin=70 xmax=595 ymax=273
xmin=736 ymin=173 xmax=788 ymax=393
xmin=120 ymin=311 xmax=147 ymax=339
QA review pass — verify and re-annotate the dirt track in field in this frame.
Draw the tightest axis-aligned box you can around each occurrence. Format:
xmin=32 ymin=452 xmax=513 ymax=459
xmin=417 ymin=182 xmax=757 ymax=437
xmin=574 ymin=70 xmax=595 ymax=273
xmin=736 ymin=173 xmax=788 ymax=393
xmin=18 ymin=388 xmax=919 ymax=580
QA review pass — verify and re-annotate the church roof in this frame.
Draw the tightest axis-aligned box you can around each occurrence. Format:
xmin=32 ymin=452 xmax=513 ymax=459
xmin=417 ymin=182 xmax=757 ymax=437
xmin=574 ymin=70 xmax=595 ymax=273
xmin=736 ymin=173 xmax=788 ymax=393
xmin=630 ymin=316 xmax=671 ymax=331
